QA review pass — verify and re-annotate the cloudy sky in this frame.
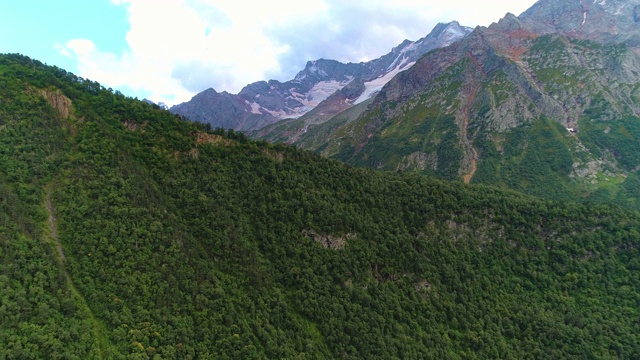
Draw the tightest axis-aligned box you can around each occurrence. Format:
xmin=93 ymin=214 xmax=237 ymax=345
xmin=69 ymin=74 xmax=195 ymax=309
xmin=1 ymin=0 xmax=537 ymax=106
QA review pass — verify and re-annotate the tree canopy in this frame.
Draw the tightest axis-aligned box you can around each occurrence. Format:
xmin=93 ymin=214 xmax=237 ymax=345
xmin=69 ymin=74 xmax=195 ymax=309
xmin=1 ymin=54 xmax=640 ymax=359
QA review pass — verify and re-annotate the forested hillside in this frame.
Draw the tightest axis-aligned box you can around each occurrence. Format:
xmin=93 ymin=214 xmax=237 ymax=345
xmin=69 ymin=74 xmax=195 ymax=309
xmin=2 ymin=54 xmax=640 ymax=359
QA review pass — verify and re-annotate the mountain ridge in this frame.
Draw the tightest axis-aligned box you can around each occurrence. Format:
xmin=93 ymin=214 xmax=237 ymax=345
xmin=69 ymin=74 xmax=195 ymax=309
xmin=170 ymin=21 xmax=473 ymax=131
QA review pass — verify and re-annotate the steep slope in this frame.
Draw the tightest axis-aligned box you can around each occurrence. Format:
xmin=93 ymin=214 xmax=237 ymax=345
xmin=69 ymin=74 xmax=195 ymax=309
xmin=294 ymin=0 xmax=640 ymax=210
xmin=4 ymin=54 xmax=640 ymax=358
xmin=170 ymin=21 xmax=472 ymax=131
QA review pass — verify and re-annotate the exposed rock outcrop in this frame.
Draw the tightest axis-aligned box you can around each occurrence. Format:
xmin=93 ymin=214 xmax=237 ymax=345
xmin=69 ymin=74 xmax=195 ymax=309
xmin=41 ymin=89 xmax=71 ymax=119
xmin=303 ymin=229 xmax=354 ymax=250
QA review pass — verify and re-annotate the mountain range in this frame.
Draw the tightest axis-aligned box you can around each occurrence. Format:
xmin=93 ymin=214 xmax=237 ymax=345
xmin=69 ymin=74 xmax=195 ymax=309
xmin=254 ymin=0 xmax=640 ymax=210
xmin=169 ymin=21 xmax=473 ymax=131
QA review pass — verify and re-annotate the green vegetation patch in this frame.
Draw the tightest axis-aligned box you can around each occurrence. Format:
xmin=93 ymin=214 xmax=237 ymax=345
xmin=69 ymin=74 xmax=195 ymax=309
xmin=579 ymin=115 xmax=640 ymax=171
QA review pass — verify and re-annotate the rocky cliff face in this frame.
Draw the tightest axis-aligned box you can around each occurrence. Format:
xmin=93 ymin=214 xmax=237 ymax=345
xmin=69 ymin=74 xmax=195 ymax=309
xmin=520 ymin=0 xmax=640 ymax=44
xmin=170 ymin=21 xmax=472 ymax=131
xmin=40 ymin=89 xmax=72 ymax=119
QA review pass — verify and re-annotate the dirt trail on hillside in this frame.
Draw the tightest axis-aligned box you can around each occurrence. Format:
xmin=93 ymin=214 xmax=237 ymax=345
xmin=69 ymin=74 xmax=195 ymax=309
xmin=460 ymin=82 xmax=479 ymax=184
xmin=463 ymin=148 xmax=478 ymax=184
xmin=46 ymin=189 xmax=66 ymax=261
xmin=45 ymin=186 xmax=110 ymax=356
xmin=459 ymin=54 xmax=484 ymax=184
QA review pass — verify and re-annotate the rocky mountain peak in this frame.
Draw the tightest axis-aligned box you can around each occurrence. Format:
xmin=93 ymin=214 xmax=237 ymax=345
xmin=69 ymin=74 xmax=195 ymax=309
xmin=292 ymin=59 xmax=358 ymax=84
xmin=487 ymin=12 xmax=524 ymax=32
xmin=201 ymin=88 xmax=217 ymax=96
xmin=142 ymin=98 xmax=169 ymax=110
xmin=433 ymin=21 xmax=473 ymax=46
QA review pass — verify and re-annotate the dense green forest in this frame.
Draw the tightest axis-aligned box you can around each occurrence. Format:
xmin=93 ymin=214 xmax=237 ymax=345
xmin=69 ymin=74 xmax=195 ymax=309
xmin=2 ymin=53 xmax=640 ymax=358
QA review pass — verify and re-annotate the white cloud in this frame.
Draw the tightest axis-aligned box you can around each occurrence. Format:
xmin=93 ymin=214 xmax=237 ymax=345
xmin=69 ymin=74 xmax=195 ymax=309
xmin=54 ymin=43 xmax=72 ymax=58
xmin=61 ymin=0 xmax=537 ymax=106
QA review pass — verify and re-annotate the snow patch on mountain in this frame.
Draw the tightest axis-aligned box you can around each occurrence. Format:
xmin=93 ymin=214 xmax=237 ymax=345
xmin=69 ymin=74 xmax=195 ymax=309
xmin=246 ymin=78 xmax=357 ymax=119
xmin=249 ymin=101 xmax=262 ymax=115
xmin=387 ymin=41 xmax=417 ymax=71
xmin=614 ymin=4 xmax=626 ymax=15
xmin=262 ymin=108 xmax=290 ymax=118
xmin=354 ymin=62 xmax=415 ymax=105
xmin=307 ymin=80 xmax=346 ymax=103
xmin=387 ymin=55 xmax=410 ymax=72
xmin=444 ymin=24 xmax=467 ymax=38
xmin=287 ymin=79 xmax=353 ymax=118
